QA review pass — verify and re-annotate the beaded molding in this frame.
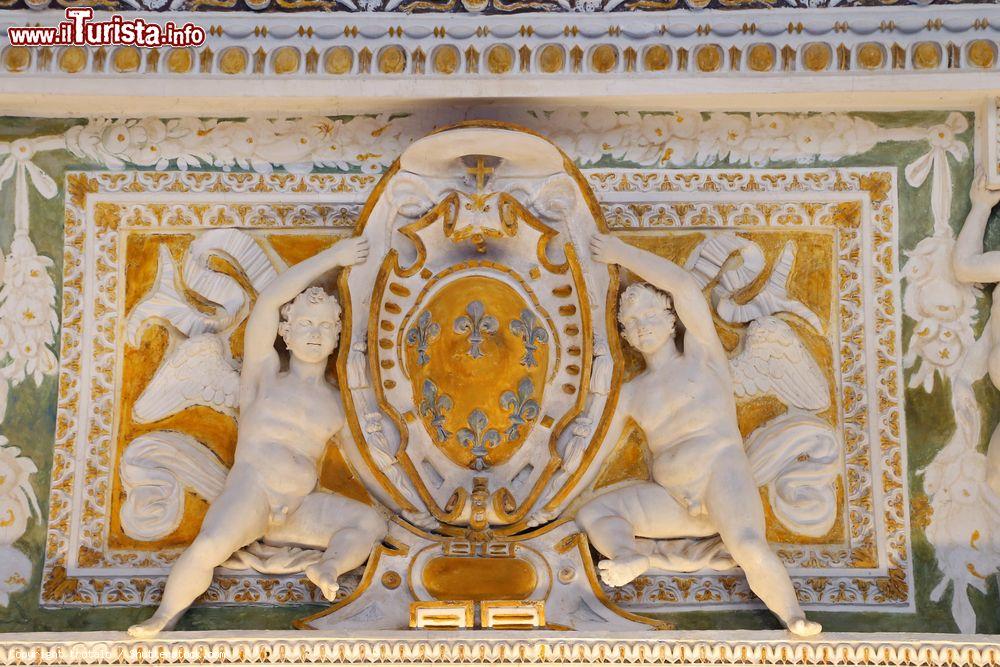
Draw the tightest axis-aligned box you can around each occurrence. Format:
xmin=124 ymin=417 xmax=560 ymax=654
xmin=2 ymin=632 xmax=1000 ymax=666
xmin=0 ymin=7 xmax=996 ymax=79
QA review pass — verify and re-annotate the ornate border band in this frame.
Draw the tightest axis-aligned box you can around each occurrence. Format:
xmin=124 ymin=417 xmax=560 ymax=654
xmin=0 ymin=7 xmax=996 ymax=79
xmin=1 ymin=632 xmax=999 ymax=667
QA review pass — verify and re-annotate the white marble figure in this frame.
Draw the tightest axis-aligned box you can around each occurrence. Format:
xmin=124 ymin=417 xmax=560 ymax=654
xmin=574 ymin=234 xmax=821 ymax=637
xmin=128 ymin=237 xmax=387 ymax=637
xmin=952 ymin=171 xmax=1000 ymax=496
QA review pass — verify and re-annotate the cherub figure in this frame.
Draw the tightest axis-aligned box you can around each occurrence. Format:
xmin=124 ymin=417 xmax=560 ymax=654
xmin=129 ymin=237 xmax=387 ymax=637
xmin=952 ymin=171 xmax=1000 ymax=494
xmin=574 ymin=234 xmax=821 ymax=636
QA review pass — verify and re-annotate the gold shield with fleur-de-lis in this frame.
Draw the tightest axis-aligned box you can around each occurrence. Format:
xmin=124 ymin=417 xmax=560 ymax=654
xmin=403 ymin=276 xmax=550 ymax=471
xmin=340 ymin=124 xmax=622 ymax=529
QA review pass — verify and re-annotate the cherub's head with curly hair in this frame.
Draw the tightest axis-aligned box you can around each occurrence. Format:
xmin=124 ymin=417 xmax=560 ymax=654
xmin=618 ymin=283 xmax=677 ymax=355
xmin=278 ymin=286 xmax=342 ymax=364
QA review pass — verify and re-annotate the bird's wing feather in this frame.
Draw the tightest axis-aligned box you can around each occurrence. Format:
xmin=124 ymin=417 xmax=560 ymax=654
xmin=133 ymin=333 xmax=240 ymax=423
xmin=731 ymin=316 xmax=830 ymax=411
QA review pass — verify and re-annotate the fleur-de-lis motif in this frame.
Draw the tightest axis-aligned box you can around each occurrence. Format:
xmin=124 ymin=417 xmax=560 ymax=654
xmin=419 ymin=379 xmax=453 ymax=443
xmin=457 ymin=408 xmax=501 ymax=471
xmin=406 ymin=310 xmax=440 ymax=367
xmin=509 ymin=309 xmax=548 ymax=367
xmin=500 ymin=377 xmax=540 ymax=441
xmin=454 ymin=300 xmax=498 ymax=359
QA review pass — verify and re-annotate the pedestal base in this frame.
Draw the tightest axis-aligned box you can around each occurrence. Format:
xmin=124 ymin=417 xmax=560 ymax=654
xmin=297 ymin=521 xmax=666 ymax=631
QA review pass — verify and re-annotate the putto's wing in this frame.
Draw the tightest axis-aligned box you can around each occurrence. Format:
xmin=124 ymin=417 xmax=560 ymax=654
xmin=133 ymin=333 xmax=240 ymax=424
xmin=730 ymin=316 xmax=830 ymax=412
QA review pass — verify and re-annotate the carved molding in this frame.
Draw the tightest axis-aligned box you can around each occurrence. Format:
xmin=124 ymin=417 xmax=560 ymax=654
xmin=0 ymin=7 xmax=996 ymax=79
xmin=1 ymin=632 xmax=1000 ymax=666
xmin=0 ymin=0 xmax=990 ymax=12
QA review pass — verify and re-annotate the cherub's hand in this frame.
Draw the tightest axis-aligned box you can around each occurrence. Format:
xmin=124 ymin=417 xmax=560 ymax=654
xmin=970 ymin=168 xmax=1000 ymax=209
xmin=331 ymin=236 xmax=370 ymax=267
xmin=590 ymin=233 xmax=632 ymax=266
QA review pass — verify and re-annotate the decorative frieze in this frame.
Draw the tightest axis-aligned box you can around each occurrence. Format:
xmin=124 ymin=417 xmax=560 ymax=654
xmin=0 ymin=7 xmax=996 ymax=79
xmin=2 ymin=632 xmax=1000 ymax=667
xmin=0 ymin=0 xmax=992 ymax=13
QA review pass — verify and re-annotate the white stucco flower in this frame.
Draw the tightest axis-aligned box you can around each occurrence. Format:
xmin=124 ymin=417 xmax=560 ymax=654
xmin=663 ymin=111 xmax=703 ymax=140
xmin=699 ymin=113 xmax=755 ymax=165
xmin=0 ymin=545 xmax=30 ymax=607
xmin=0 ymin=439 xmax=40 ymax=546
xmin=99 ymin=121 xmax=133 ymax=155
xmin=924 ymin=435 xmax=1000 ymax=633
xmin=787 ymin=116 xmax=829 ymax=163
xmin=748 ymin=113 xmax=795 ymax=165
xmin=0 ymin=238 xmax=58 ymax=387
xmin=622 ymin=113 xmax=678 ymax=166
xmin=335 ymin=116 xmax=396 ymax=174
xmin=572 ymin=110 xmax=629 ymax=165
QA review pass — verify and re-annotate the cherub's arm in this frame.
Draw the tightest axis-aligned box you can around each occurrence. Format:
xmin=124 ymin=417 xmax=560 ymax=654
xmin=954 ymin=171 xmax=1000 ymax=284
xmin=589 ymin=234 xmax=723 ymax=354
xmin=240 ymin=237 xmax=369 ymax=403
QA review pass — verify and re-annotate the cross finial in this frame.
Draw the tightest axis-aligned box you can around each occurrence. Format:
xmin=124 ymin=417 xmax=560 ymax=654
xmin=466 ymin=157 xmax=494 ymax=192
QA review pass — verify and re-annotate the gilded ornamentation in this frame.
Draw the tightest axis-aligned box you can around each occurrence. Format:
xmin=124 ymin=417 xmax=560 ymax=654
xmin=590 ymin=45 xmax=618 ymax=73
xmin=913 ymin=42 xmax=942 ymax=69
xmin=112 ymin=47 xmax=141 ymax=73
xmin=643 ymin=45 xmax=670 ymax=72
xmin=485 ymin=45 xmax=514 ymax=74
xmin=857 ymin=43 xmax=885 ymax=70
xmin=2 ymin=47 xmax=29 ymax=73
xmin=747 ymin=44 xmax=775 ymax=72
xmin=3 ymin=0 xmax=990 ymax=9
xmin=499 ymin=377 xmax=541 ymax=441
xmin=457 ymin=409 xmax=502 ymax=470
xmin=406 ymin=311 xmax=441 ymax=366
xmin=57 ymin=46 xmax=86 ymax=73
xmin=509 ymin=309 xmax=548 ymax=368
xmin=379 ymin=45 xmax=407 ymax=74
xmin=2 ymin=7 xmax=993 ymax=83
xmin=166 ymin=48 xmax=193 ymax=73
xmin=420 ymin=379 xmax=454 ymax=443
xmin=433 ymin=45 xmax=460 ymax=74
xmin=324 ymin=46 xmax=353 ymax=74
xmin=43 ymin=171 xmax=371 ymax=608
xmin=802 ymin=43 xmax=832 ymax=72
xmin=967 ymin=40 xmax=996 ymax=69
xmin=454 ymin=301 xmax=499 ymax=360
xmin=218 ymin=47 xmax=247 ymax=74
xmin=538 ymin=44 xmax=565 ymax=73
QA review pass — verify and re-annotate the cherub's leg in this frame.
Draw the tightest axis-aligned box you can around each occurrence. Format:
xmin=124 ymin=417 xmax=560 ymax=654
xmin=705 ymin=457 xmax=821 ymax=637
xmin=266 ymin=493 xmax=387 ymax=601
xmin=128 ymin=476 xmax=269 ymax=638
xmin=576 ymin=483 xmax=698 ymax=587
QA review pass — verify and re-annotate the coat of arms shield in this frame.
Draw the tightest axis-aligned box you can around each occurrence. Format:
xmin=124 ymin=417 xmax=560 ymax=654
xmin=335 ymin=124 xmax=623 ymax=531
